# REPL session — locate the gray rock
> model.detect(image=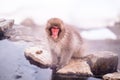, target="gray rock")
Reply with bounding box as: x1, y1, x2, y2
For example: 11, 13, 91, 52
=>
24, 46, 52, 68
56, 59, 93, 77
0, 19, 14, 39
103, 72, 120, 80
86, 51, 118, 76
24, 48, 118, 77
0, 19, 14, 32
